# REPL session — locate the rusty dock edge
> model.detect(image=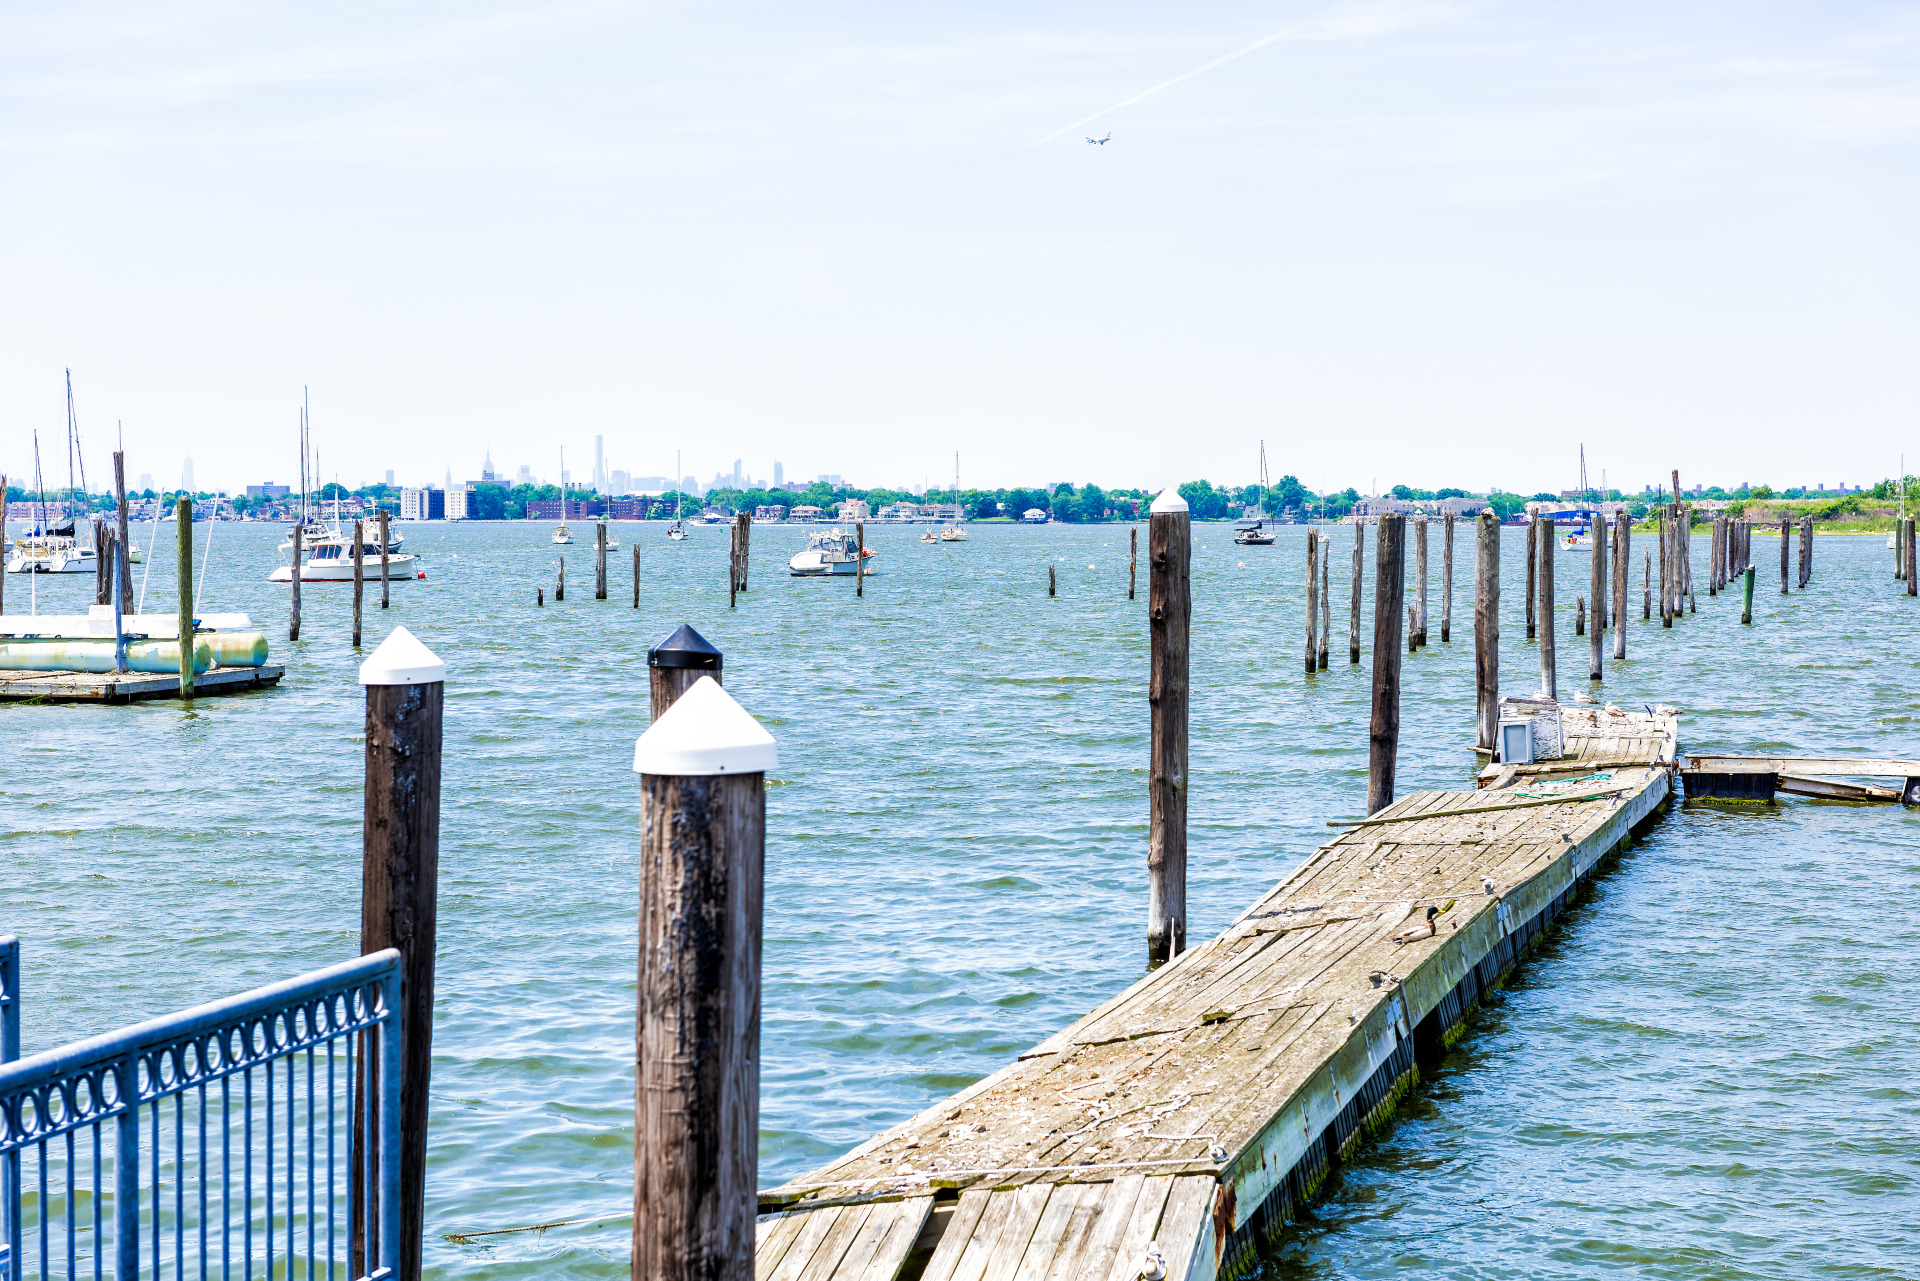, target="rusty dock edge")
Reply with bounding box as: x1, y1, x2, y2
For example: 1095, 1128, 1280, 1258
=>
1206, 764, 1674, 1279
758, 717, 1678, 1281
